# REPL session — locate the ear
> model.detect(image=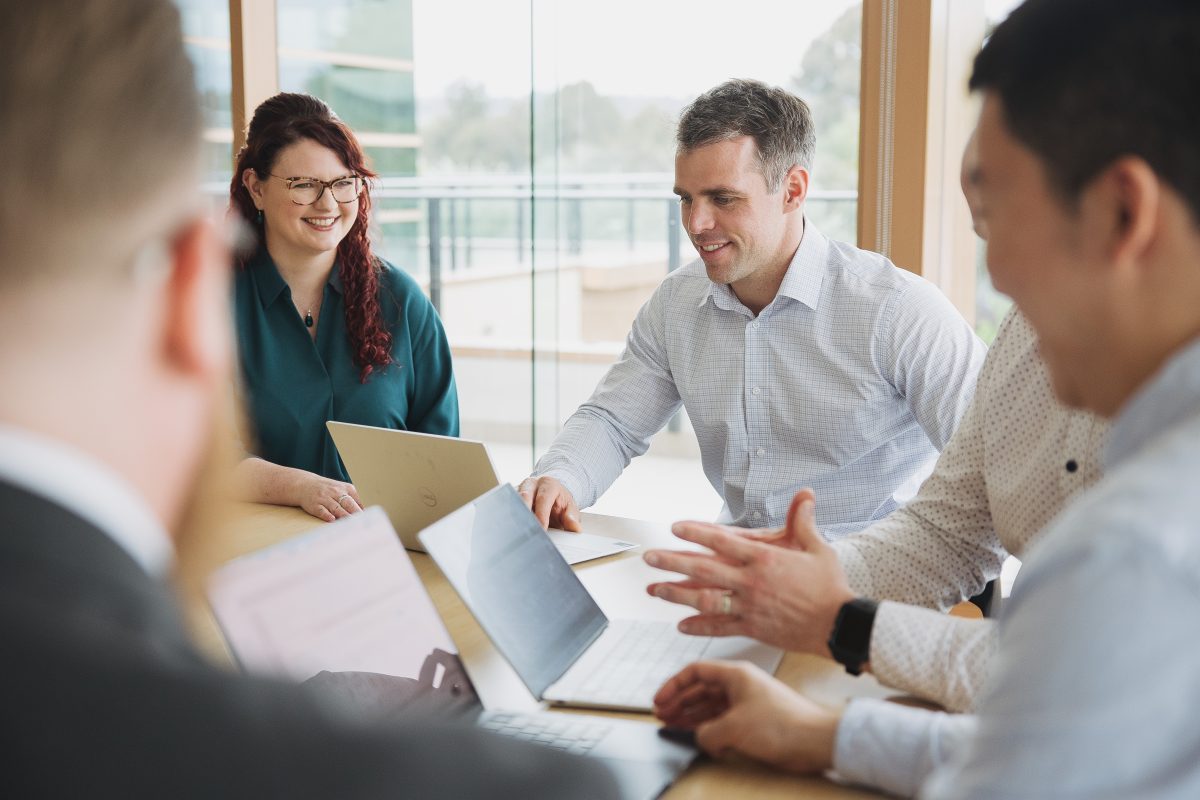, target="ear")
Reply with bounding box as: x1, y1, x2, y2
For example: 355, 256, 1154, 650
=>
1098, 156, 1160, 272
242, 168, 265, 210
782, 165, 809, 213
960, 127, 989, 241
162, 218, 231, 383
